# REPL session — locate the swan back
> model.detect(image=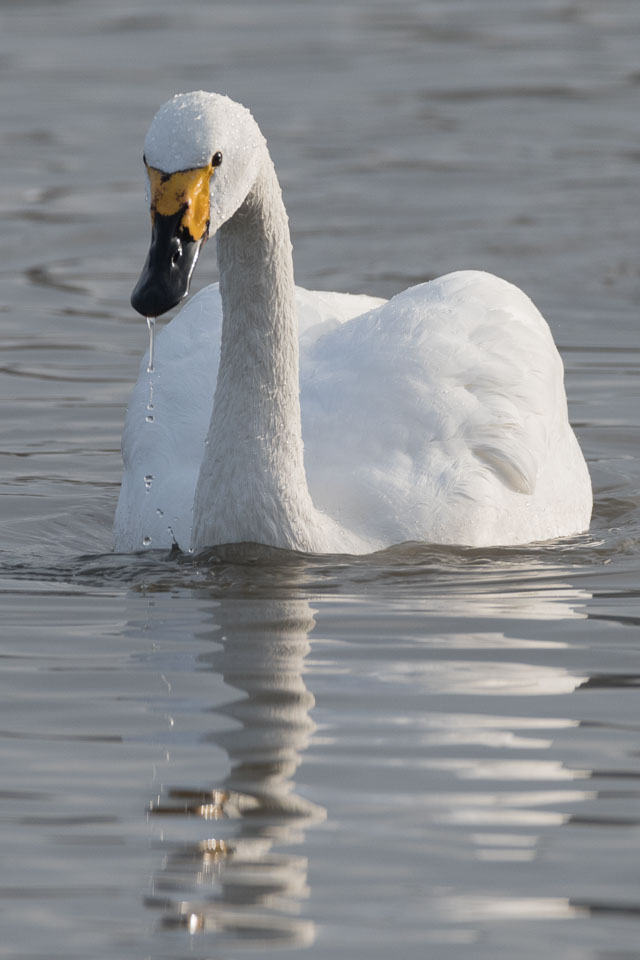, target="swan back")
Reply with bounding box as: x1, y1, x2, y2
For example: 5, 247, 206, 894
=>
301, 271, 591, 547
